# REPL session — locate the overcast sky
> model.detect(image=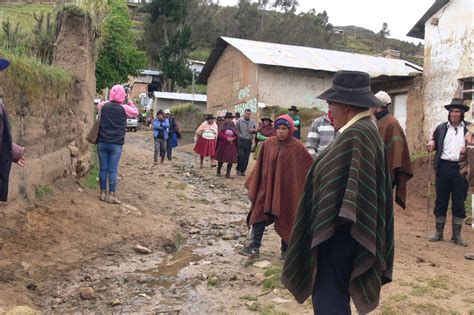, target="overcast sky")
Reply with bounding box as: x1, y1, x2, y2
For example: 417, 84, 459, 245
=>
218, 0, 435, 43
